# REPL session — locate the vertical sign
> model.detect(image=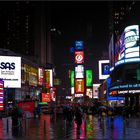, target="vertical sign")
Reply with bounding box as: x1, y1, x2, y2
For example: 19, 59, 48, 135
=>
86, 70, 93, 87
0, 80, 4, 111
75, 79, 84, 93
75, 51, 84, 64
42, 93, 51, 102
38, 68, 44, 86
71, 70, 74, 87
45, 70, 50, 88
74, 41, 85, 95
